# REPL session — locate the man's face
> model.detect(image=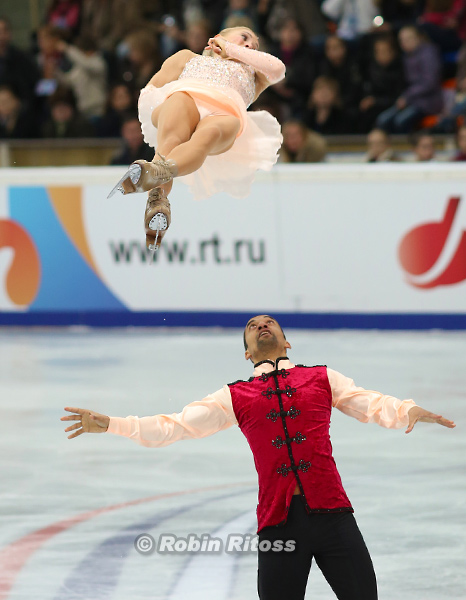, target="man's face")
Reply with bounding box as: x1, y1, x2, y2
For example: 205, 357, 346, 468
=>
121, 119, 144, 150
244, 315, 290, 362
283, 123, 305, 153
415, 136, 435, 161
458, 128, 466, 153
399, 28, 419, 54
186, 23, 209, 53
0, 89, 19, 118
374, 41, 395, 67
51, 102, 73, 123
279, 20, 302, 49
367, 130, 388, 158
0, 20, 11, 49
325, 37, 346, 65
